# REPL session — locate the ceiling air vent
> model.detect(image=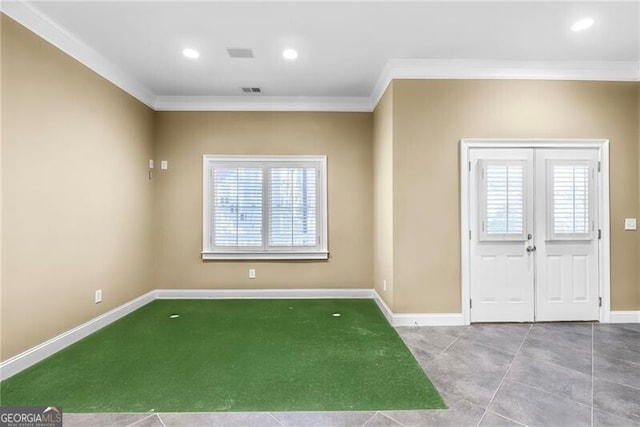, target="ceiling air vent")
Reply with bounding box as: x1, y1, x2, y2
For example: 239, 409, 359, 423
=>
227, 48, 254, 58
241, 87, 262, 94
